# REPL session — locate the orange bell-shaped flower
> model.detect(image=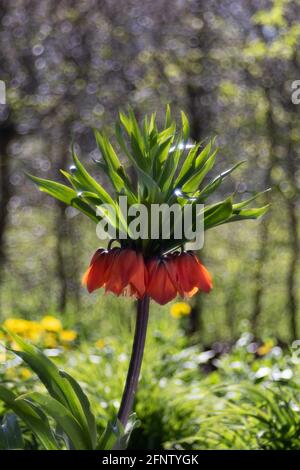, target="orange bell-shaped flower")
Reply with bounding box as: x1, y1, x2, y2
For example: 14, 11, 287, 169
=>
82, 248, 147, 298
104, 248, 147, 298
82, 248, 112, 293
172, 251, 213, 297
83, 248, 212, 305
146, 251, 212, 304
146, 257, 178, 305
